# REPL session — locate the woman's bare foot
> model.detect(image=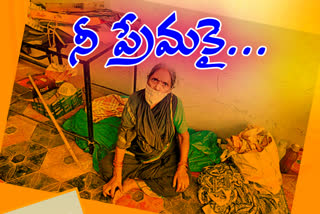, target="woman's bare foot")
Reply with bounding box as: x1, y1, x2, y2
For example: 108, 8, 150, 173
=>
136, 180, 161, 198
112, 178, 139, 204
